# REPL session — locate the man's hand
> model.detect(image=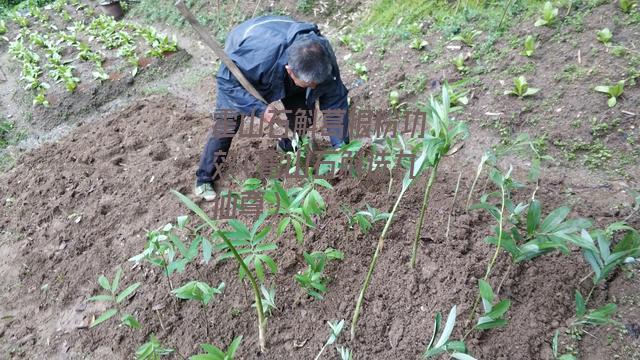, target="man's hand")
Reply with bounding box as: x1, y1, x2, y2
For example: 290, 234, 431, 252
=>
262, 103, 278, 124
